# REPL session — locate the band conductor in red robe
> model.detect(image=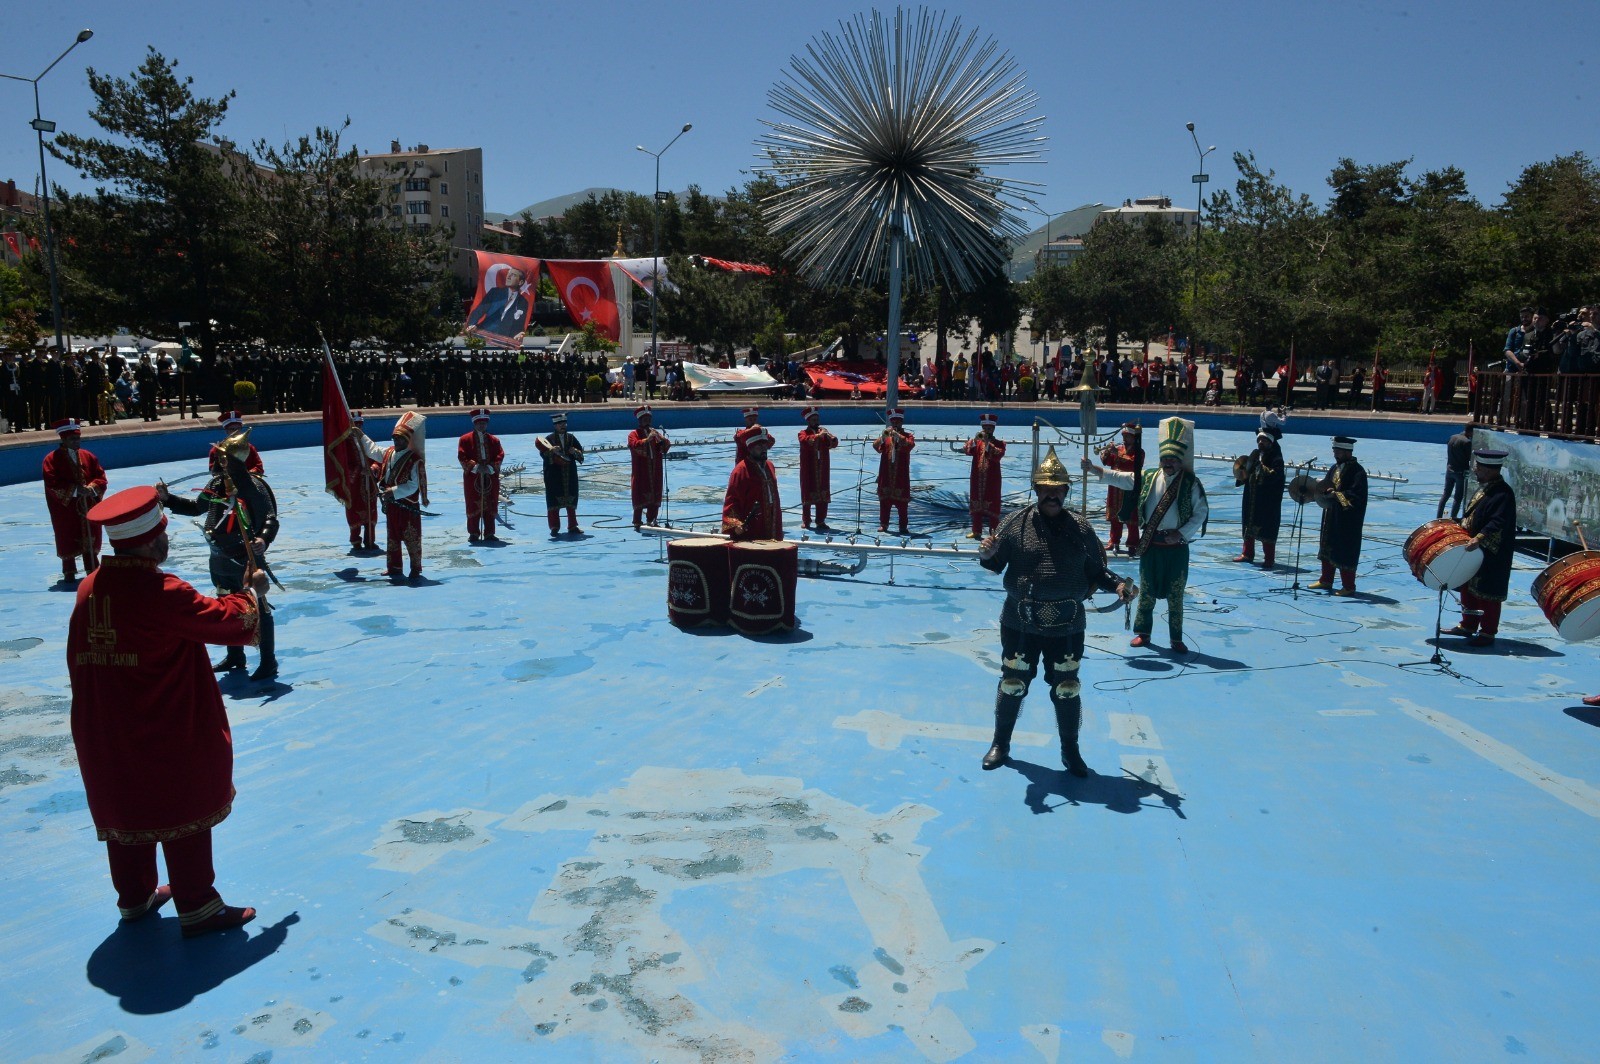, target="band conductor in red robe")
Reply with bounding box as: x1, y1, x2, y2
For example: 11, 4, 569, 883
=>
458, 407, 505, 543
42, 418, 107, 584
628, 404, 672, 528
68, 486, 263, 937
